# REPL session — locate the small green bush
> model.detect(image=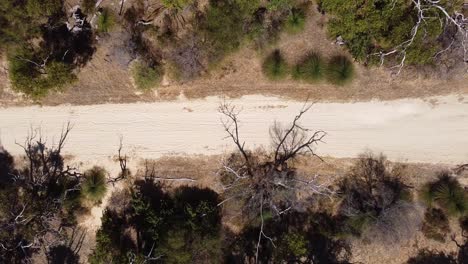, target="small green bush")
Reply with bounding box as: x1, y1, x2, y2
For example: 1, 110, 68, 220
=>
82, 166, 107, 204
420, 173, 468, 217
131, 61, 163, 90
262, 49, 289, 80
8, 49, 76, 98
325, 55, 354, 85
283, 232, 307, 257
200, 1, 246, 62
292, 52, 324, 82
285, 7, 306, 34
97, 8, 114, 33
421, 208, 450, 242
